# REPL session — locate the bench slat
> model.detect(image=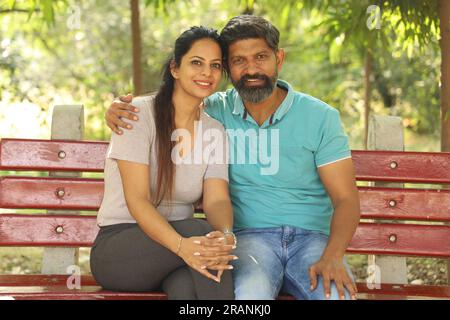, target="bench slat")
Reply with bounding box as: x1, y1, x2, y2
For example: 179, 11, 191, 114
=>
0, 139, 108, 172
359, 186, 450, 221
348, 223, 450, 258
355, 283, 450, 300
0, 274, 97, 286
1, 215, 450, 258
0, 286, 167, 300
2, 177, 450, 221
352, 150, 450, 184
0, 275, 449, 300
0, 214, 98, 247
3, 139, 450, 184
0, 176, 103, 210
